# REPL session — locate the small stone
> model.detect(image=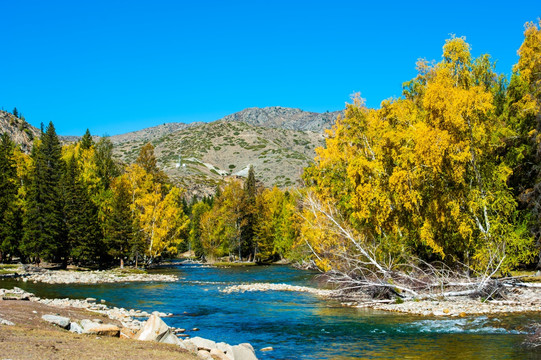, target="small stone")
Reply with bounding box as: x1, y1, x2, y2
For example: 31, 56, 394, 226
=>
192, 327, 200, 331
443, 309, 450, 314
86, 297, 96, 303
101, 299, 106, 304
459, 312, 467, 317
261, 346, 274, 351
